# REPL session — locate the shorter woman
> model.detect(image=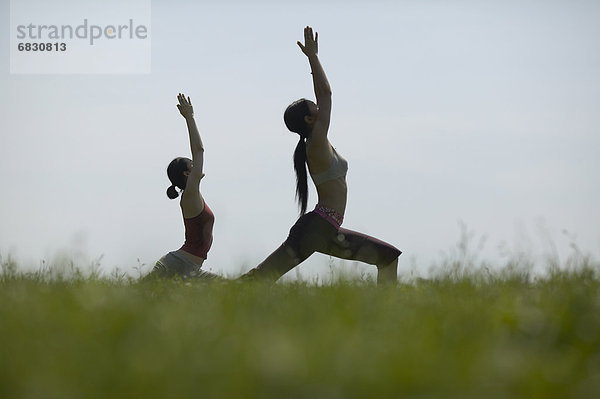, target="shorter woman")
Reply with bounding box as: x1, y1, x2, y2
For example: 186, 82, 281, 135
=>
146, 93, 221, 280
